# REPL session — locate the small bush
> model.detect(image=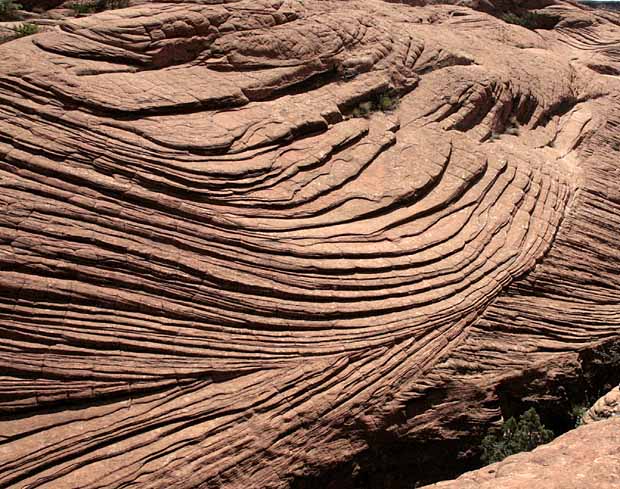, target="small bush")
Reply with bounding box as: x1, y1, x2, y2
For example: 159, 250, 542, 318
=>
500, 11, 548, 30
377, 93, 398, 111
351, 101, 373, 118
349, 90, 400, 118
69, 1, 96, 14
0, 0, 22, 21
97, 0, 129, 10
481, 408, 554, 465
570, 404, 587, 427
12, 22, 38, 37
69, 0, 128, 15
